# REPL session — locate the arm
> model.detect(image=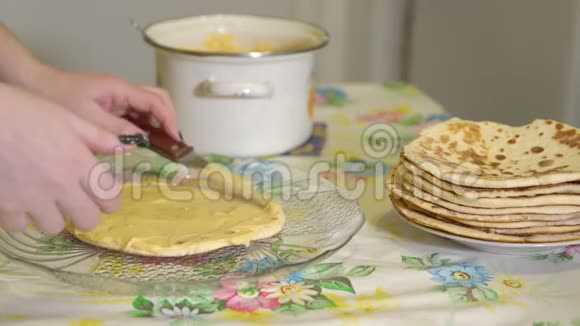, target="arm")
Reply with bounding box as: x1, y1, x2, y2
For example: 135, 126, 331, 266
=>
0, 24, 179, 139
0, 24, 50, 89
